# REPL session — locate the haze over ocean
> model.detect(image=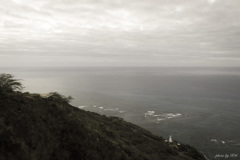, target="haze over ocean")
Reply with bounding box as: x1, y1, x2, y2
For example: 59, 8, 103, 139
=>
3, 66, 240, 159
